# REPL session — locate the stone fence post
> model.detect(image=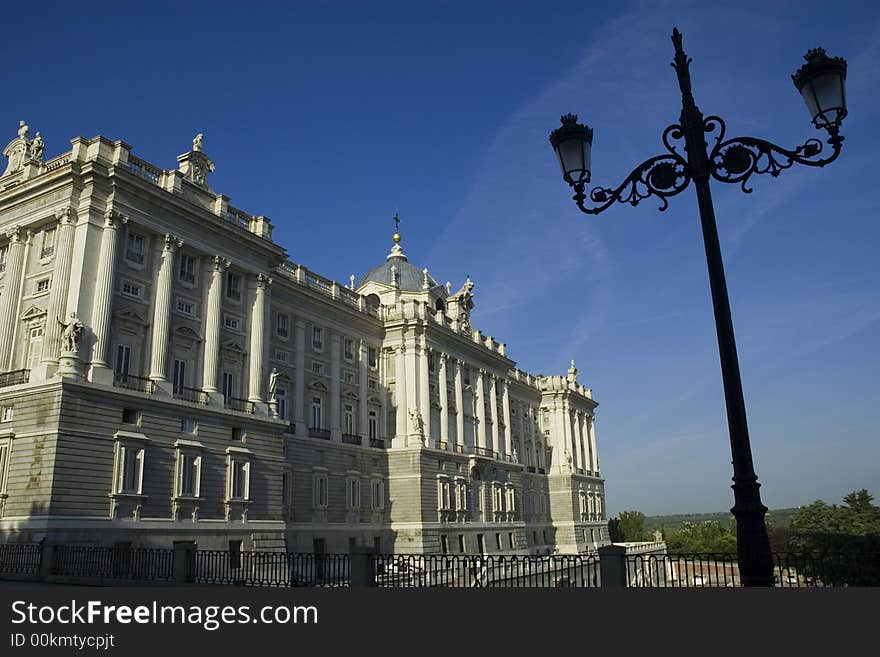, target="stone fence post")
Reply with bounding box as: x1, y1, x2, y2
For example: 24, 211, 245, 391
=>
598, 544, 628, 588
